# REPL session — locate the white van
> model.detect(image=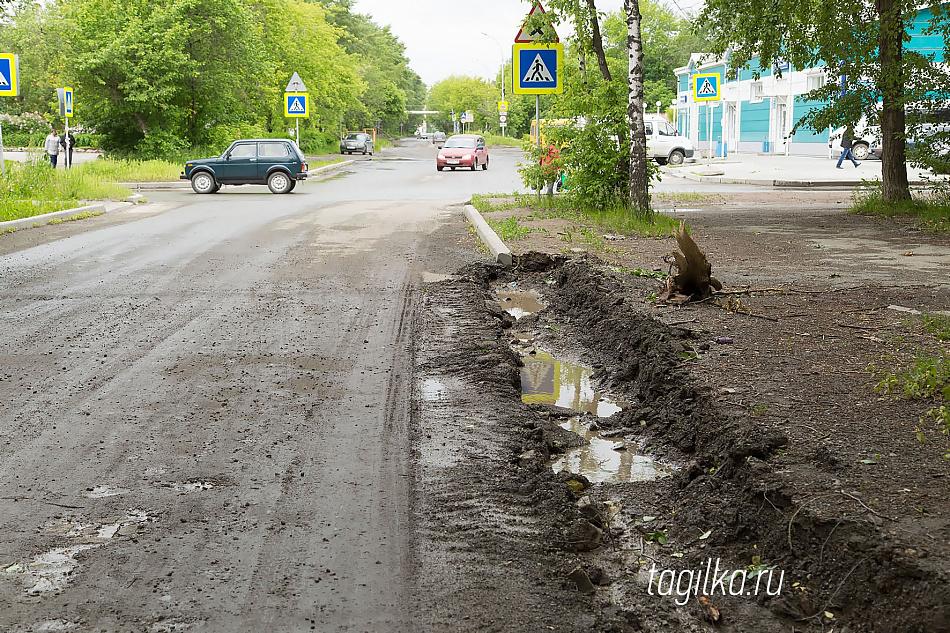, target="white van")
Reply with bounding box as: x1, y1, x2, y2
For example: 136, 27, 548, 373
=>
830, 123, 882, 161
643, 114, 695, 165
